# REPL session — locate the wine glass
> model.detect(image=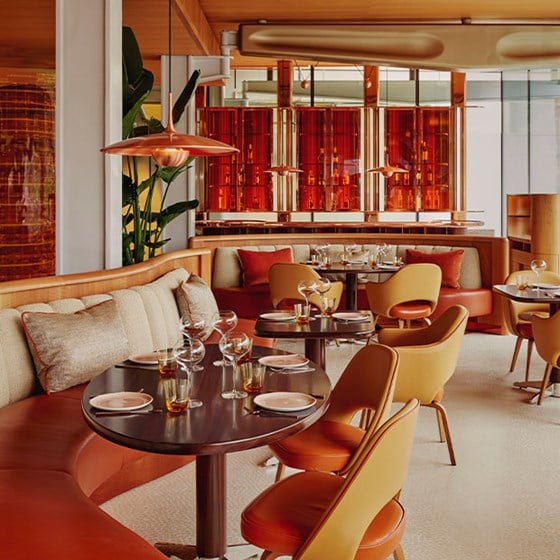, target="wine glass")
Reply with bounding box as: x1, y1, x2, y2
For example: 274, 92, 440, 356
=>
173, 340, 206, 408
530, 259, 547, 293
179, 313, 208, 370
315, 277, 332, 316
297, 279, 317, 307
220, 331, 251, 399
212, 310, 238, 366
